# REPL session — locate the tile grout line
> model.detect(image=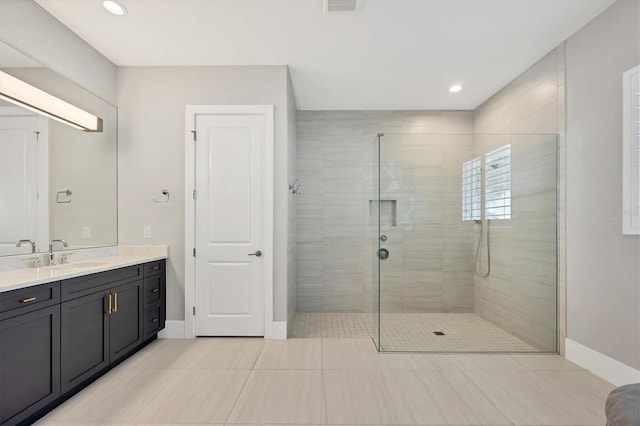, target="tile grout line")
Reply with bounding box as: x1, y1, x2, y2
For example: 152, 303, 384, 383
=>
320, 337, 326, 425
456, 368, 517, 426
221, 341, 265, 424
